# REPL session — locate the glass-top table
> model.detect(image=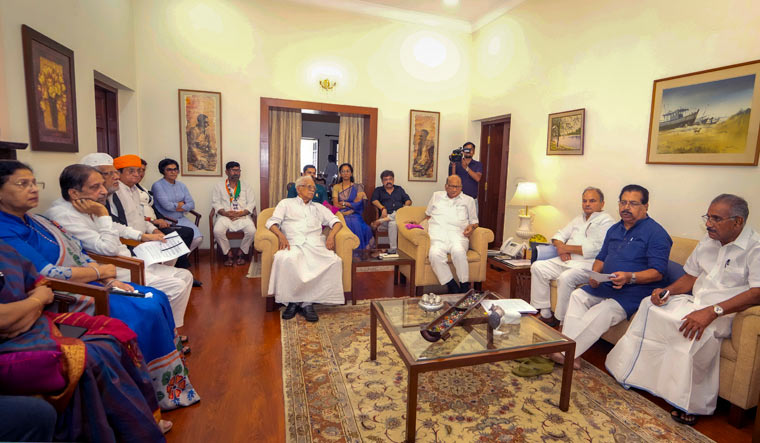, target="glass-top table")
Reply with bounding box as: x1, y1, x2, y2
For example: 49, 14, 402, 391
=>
369, 292, 576, 442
